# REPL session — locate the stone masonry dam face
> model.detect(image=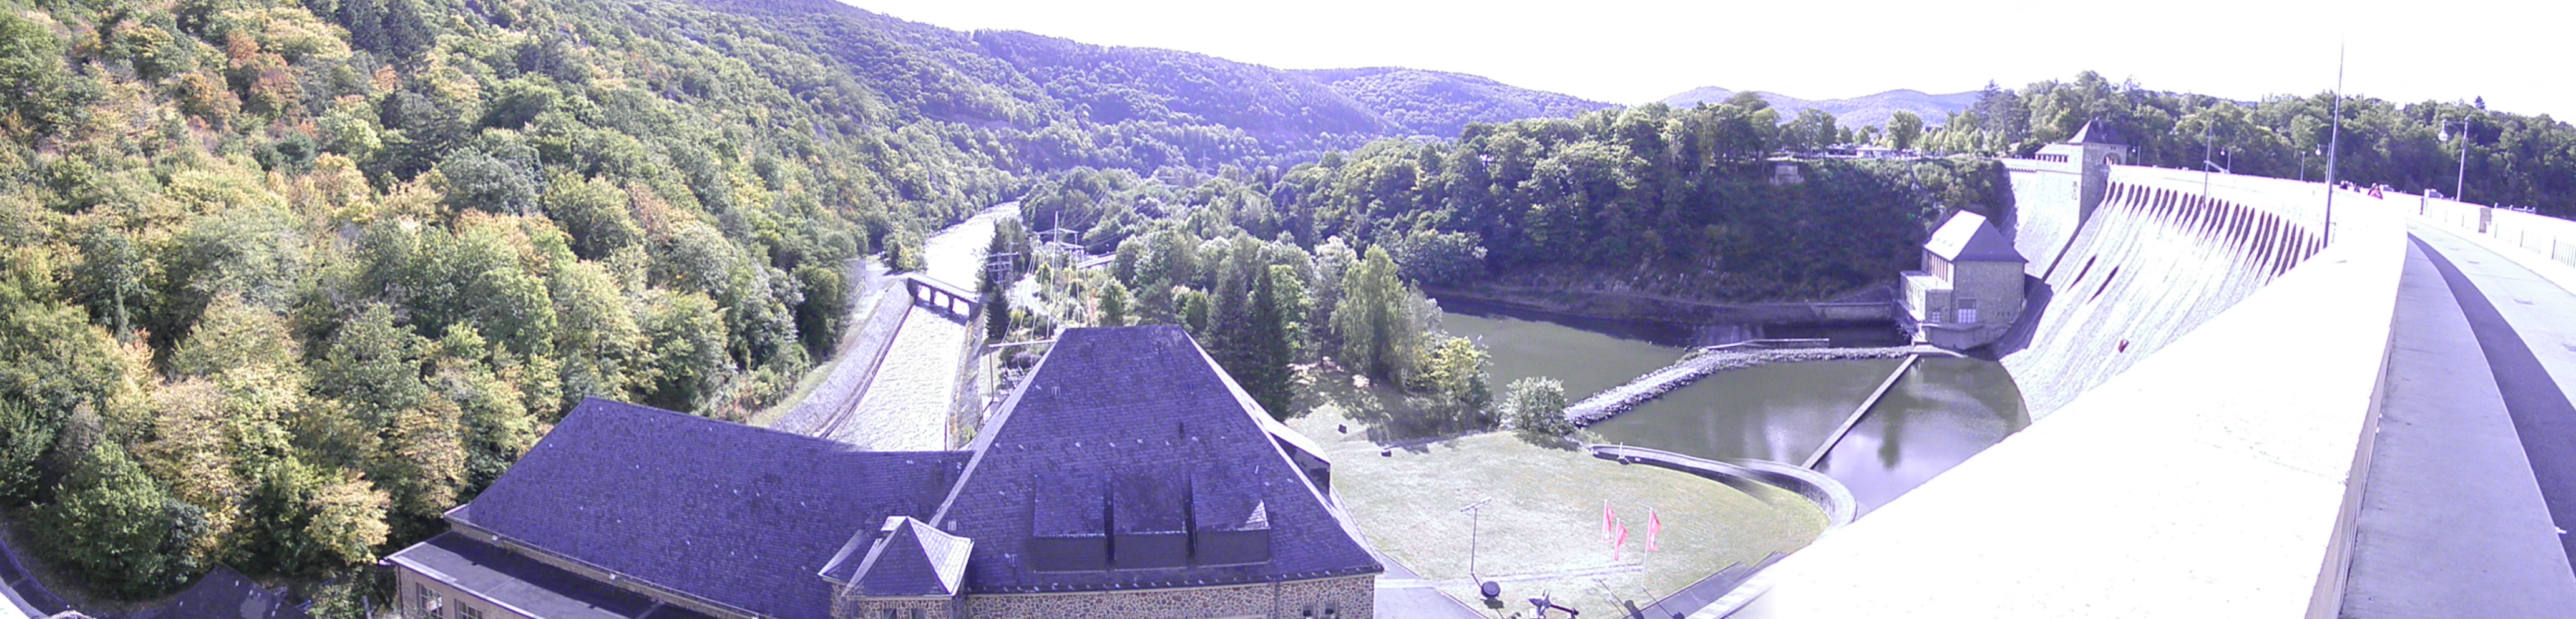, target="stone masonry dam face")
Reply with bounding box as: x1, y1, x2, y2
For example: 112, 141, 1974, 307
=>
1999, 163, 2333, 417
